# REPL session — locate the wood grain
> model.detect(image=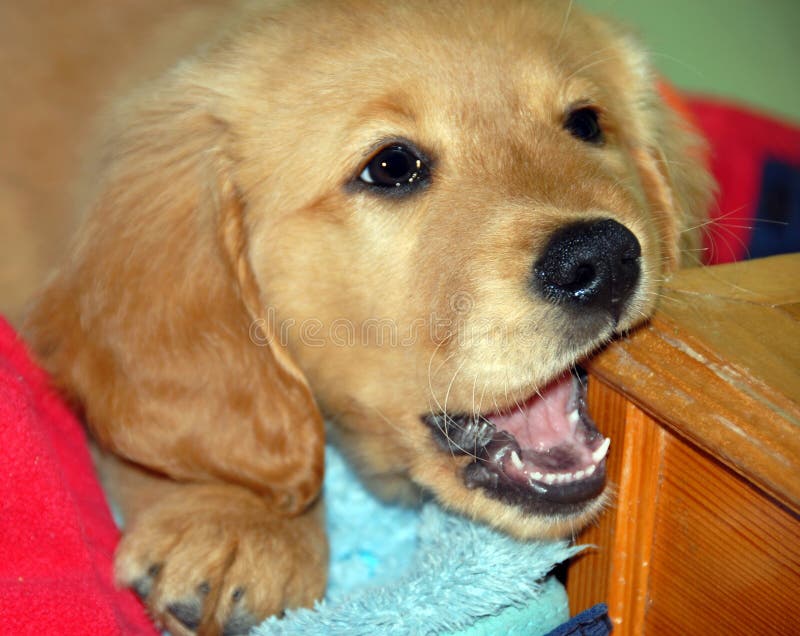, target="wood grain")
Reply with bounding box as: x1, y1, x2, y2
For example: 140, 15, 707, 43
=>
646, 434, 800, 635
